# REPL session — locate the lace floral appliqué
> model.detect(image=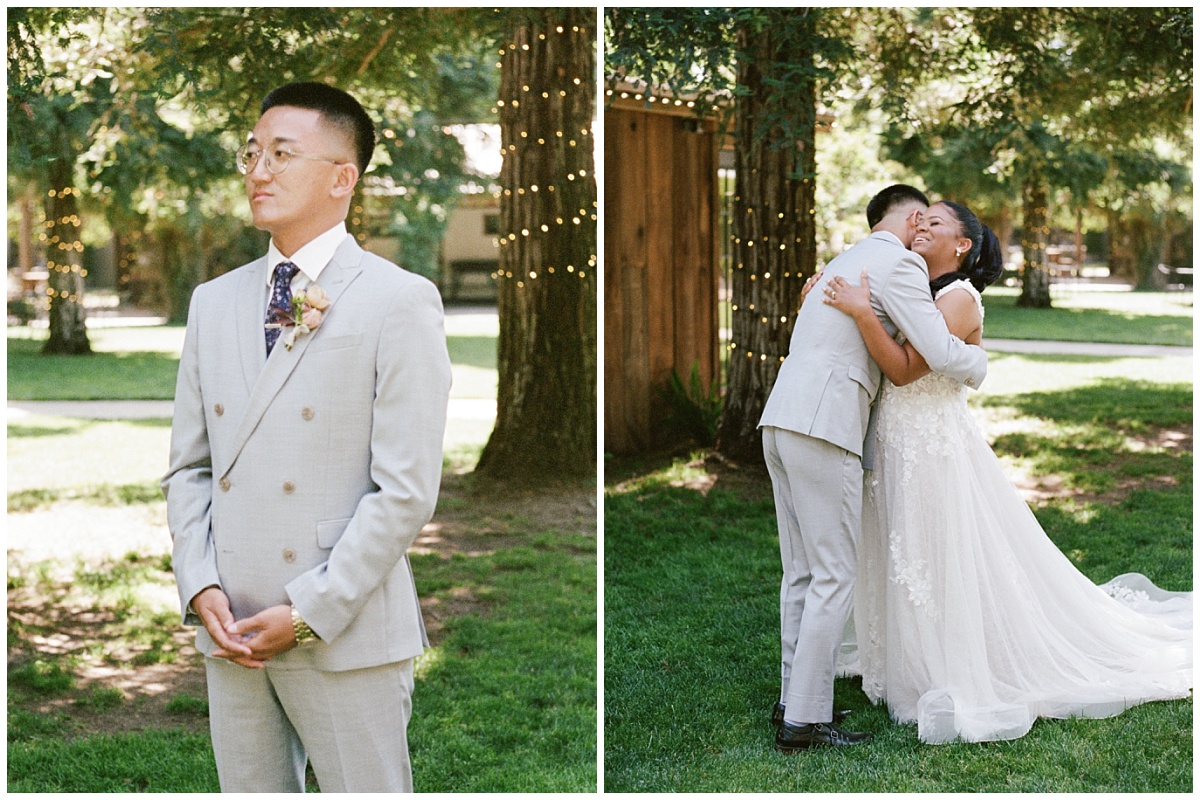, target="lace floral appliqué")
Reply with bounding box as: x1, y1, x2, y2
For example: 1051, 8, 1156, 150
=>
1104, 584, 1151, 607
889, 532, 932, 609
